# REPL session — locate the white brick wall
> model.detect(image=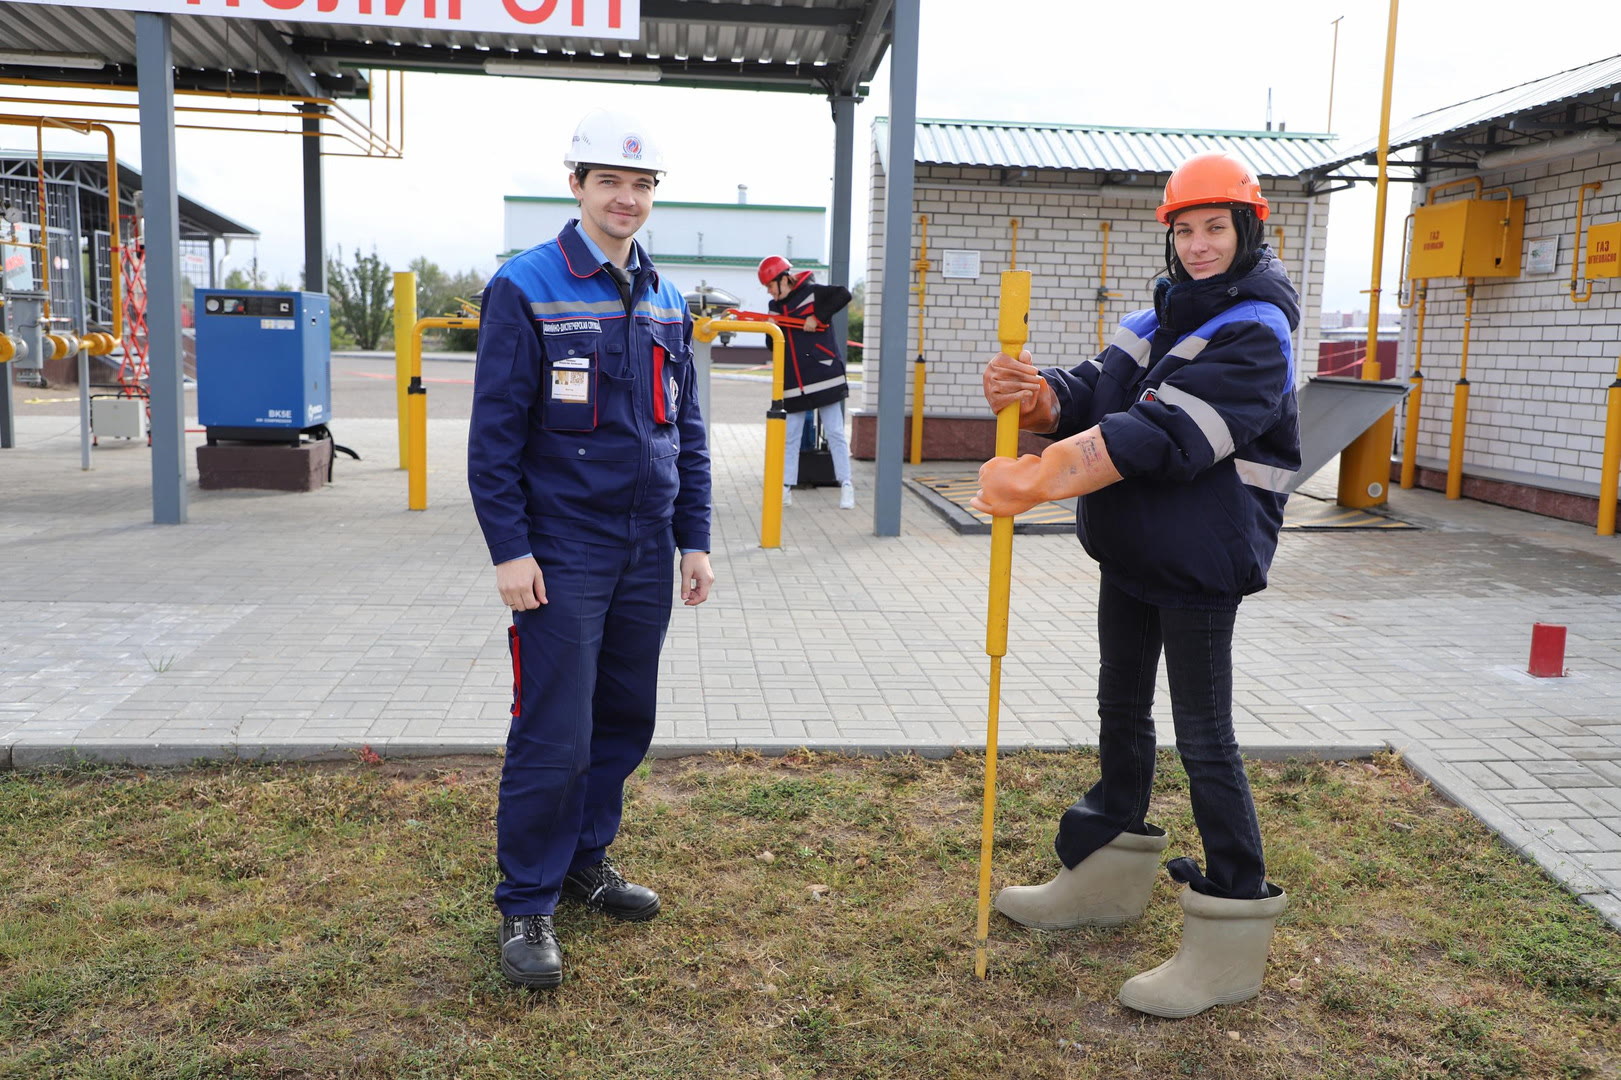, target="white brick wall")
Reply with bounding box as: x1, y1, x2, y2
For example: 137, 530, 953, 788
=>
858, 155, 1328, 421
1395, 148, 1621, 495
